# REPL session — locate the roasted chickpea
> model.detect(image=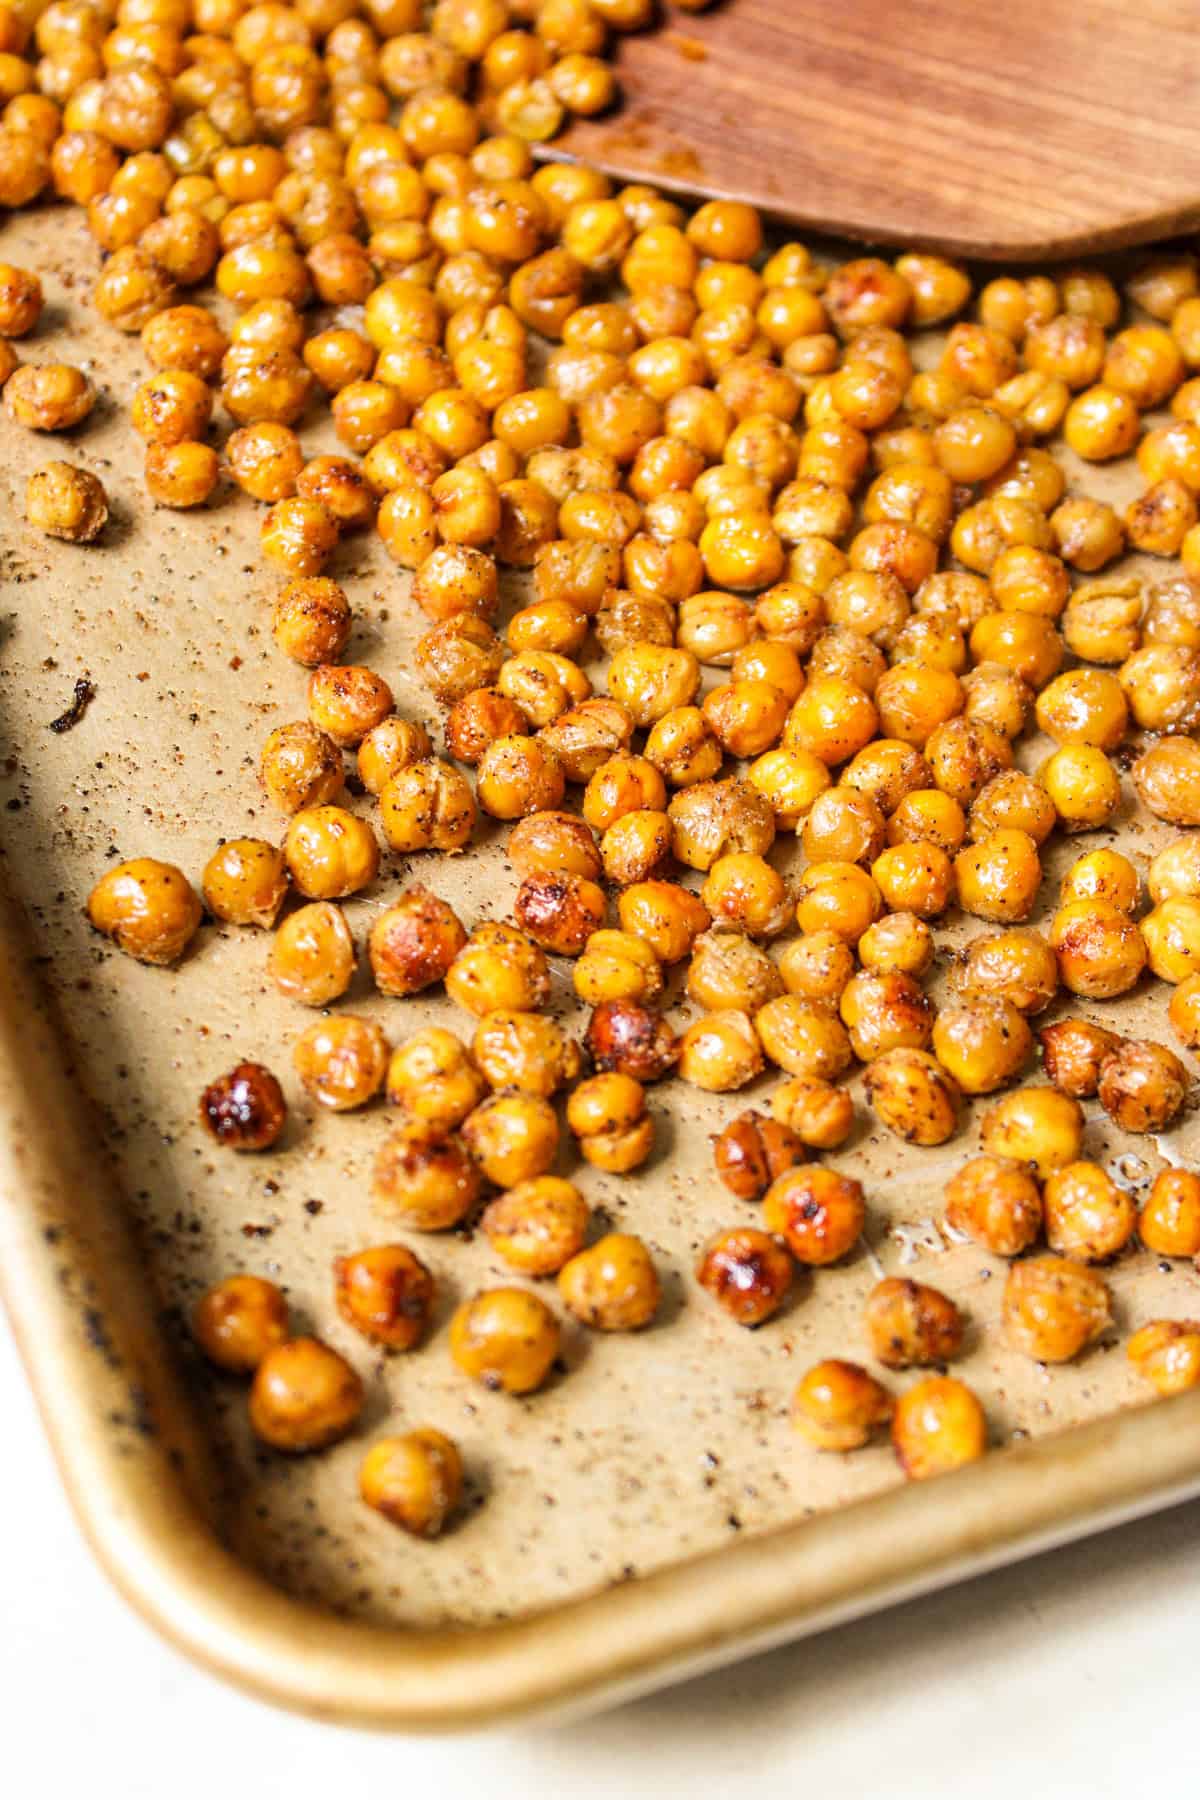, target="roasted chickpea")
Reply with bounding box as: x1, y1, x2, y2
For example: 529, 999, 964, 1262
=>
675, 1009, 762, 1092
198, 1057, 287, 1154
5, 360, 94, 430
1060, 848, 1139, 913
585, 998, 678, 1082
268, 901, 355, 1007
931, 996, 1032, 1096
891, 1376, 986, 1481
473, 1009, 581, 1097
687, 925, 783, 1013
260, 721, 344, 817
793, 860, 882, 945
385, 1029, 483, 1135
712, 1107, 806, 1201
864, 1277, 964, 1369
372, 1119, 481, 1231
449, 1286, 561, 1393
1169, 972, 1200, 1045
25, 459, 108, 541
945, 1154, 1043, 1257
793, 1359, 893, 1452
557, 1232, 661, 1331
980, 1086, 1083, 1179
1040, 1160, 1136, 1264
696, 1227, 793, 1328
249, 1337, 363, 1454
284, 804, 378, 901
1039, 1018, 1124, 1099
363, 888, 465, 999
1140, 1169, 1200, 1258
359, 1429, 463, 1538
193, 1274, 290, 1375
474, 734, 563, 820
762, 1163, 864, 1265
1051, 899, 1147, 998
864, 1047, 960, 1146
1134, 738, 1200, 829
481, 1176, 589, 1278
1003, 1255, 1110, 1362
839, 969, 933, 1062
955, 828, 1042, 923
86, 857, 201, 966
506, 811, 602, 885
442, 919, 548, 1017
1127, 1320, 1200, 1398
575, 929, 664, 1008
565, 1071, 653, 1173
227, 422, 304, 503
886, 790, 967, 855
857, 912, 935, 979
956, 926, 1058, 1017
1096, 1039, 1188, 1134
333, 1244, 435, 1353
